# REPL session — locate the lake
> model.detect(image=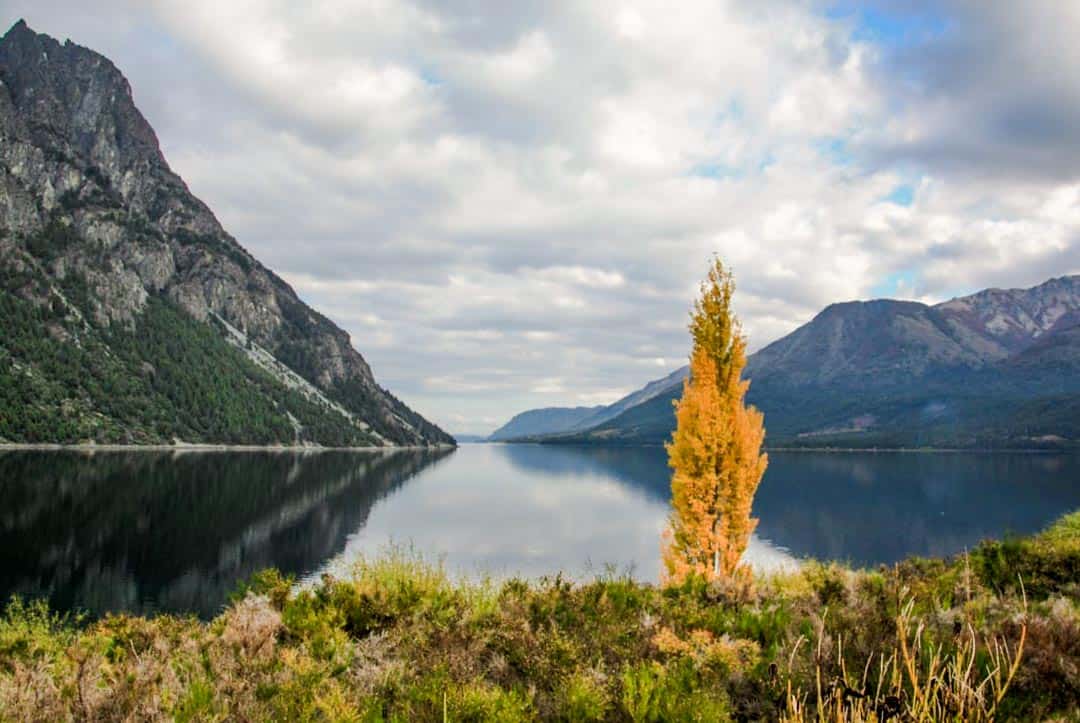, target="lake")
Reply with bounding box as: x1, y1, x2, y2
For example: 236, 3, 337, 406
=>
1, 444, 1078, 618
